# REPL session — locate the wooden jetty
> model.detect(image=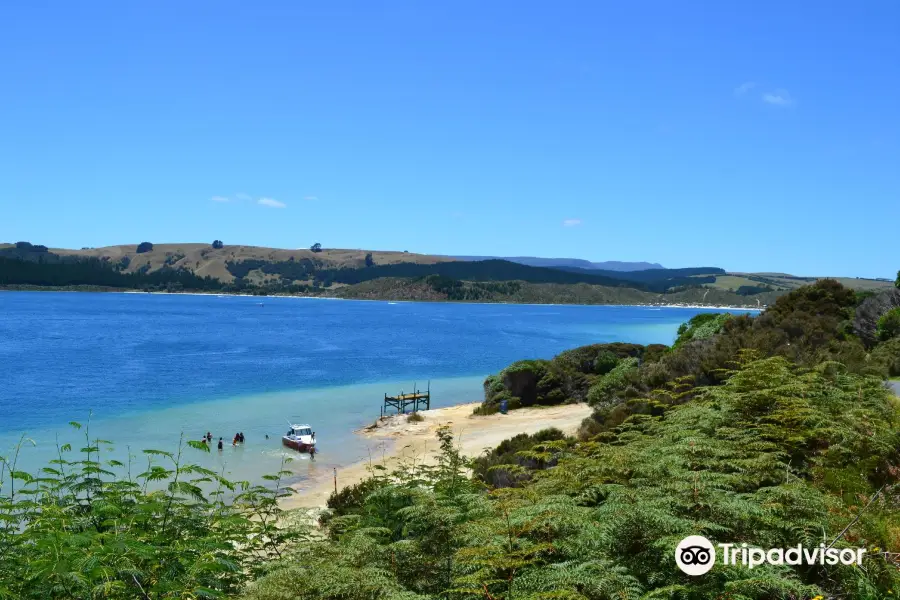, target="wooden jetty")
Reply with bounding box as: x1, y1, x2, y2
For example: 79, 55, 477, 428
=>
383, 381, 431, 416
